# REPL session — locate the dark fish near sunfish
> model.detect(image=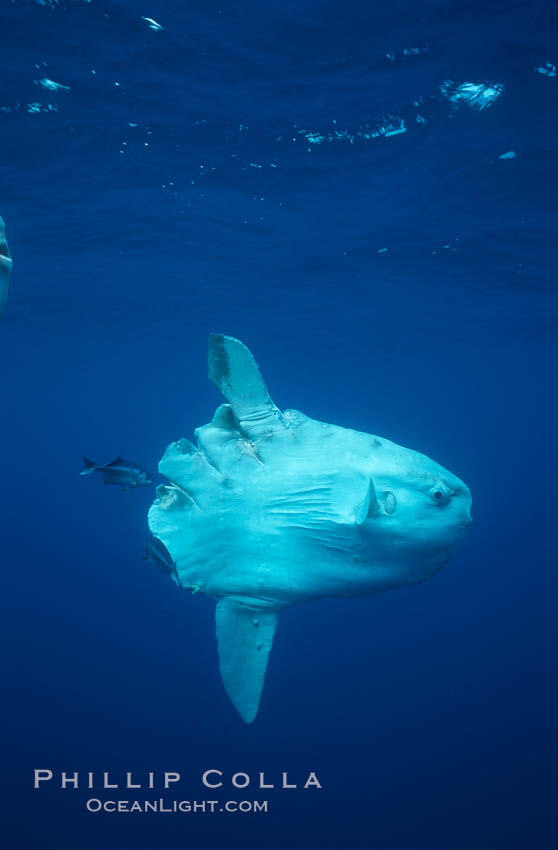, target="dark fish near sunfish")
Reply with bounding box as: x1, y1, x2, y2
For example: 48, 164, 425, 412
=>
80, 456, 153, 491
144, 536, 178, 584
